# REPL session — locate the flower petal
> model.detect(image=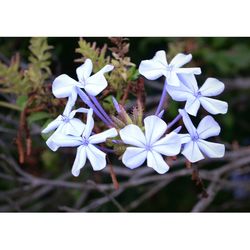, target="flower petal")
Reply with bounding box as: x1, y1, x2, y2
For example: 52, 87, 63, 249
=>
84, 65, 113, 96
178, 74, 199, 93
82, 109, 94, 138
178, 109, 197, 137
179, 133, 192, 144
119, 124, 146, 147
199, 97, 228, 114
51, 134, 83, 147
197, 115, 221, 139
68, 107, 89, 119
89, 128, 118, 144
184, 96, 201, 116
144, 115, 167, 145
63, 98, 74, 117
166, 71, 181, 86
86, 144, 106, 171
153, 50, 168, 65
71, 145, 87, 177
122, 147, 147, 169
166, 81, 194, 101
139, 51, 168, 80
42, 115, 63, 133
46, 134, 60, 152
61, 118, 85, 136
76, 59, 93, 82
169, 53, 192, 68
182, 141, 204, 163
147, 150, 169, 174
197, 139, 225, 158
52, 74, 79, 98
152, 132, 181, 156
199, 78, 225, 97
175, 67, 201, 75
